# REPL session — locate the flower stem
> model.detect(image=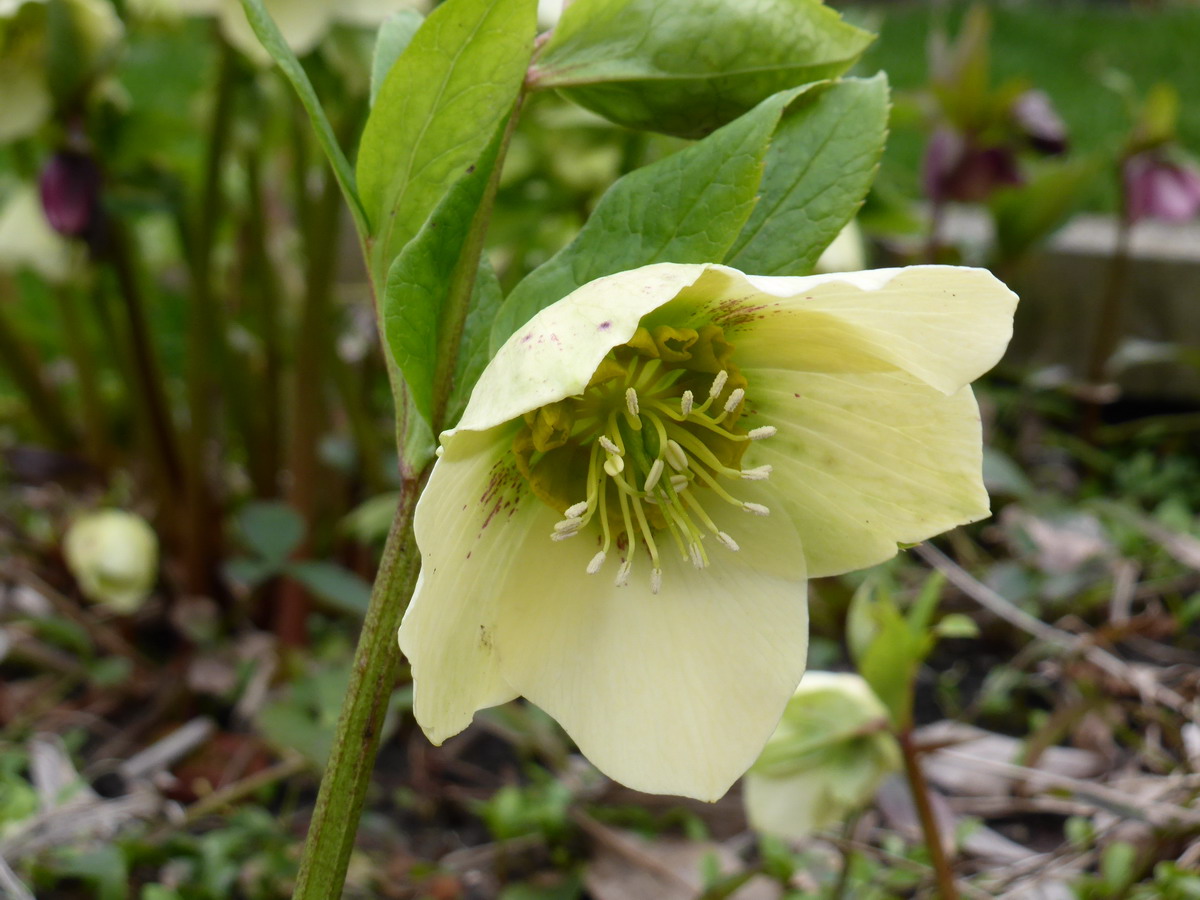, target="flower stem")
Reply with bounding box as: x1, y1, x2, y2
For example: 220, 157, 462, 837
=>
898, 730, 959, 900
0, 281, 77, 448
291, 471, 427, 899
